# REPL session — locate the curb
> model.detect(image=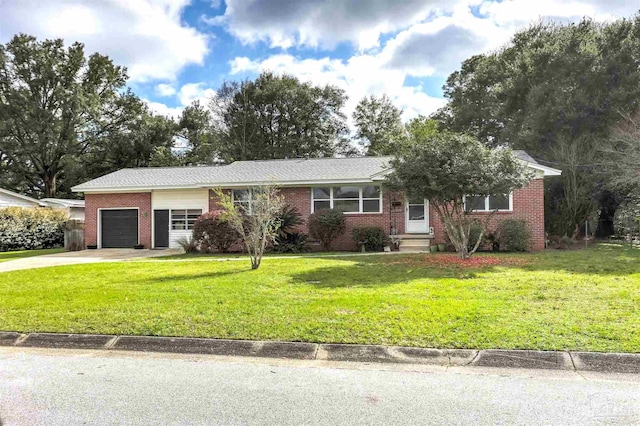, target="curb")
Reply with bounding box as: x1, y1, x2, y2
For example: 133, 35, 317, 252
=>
1, 332, 639, 374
